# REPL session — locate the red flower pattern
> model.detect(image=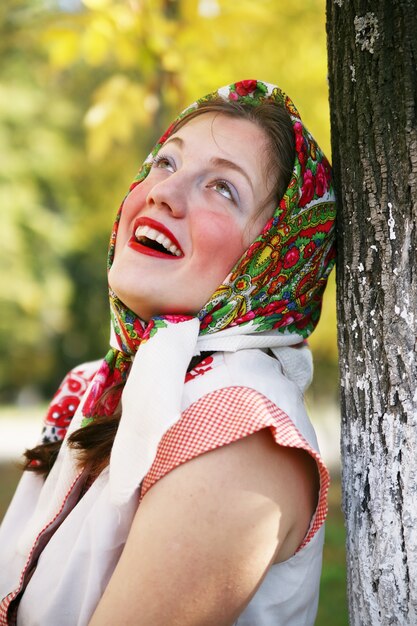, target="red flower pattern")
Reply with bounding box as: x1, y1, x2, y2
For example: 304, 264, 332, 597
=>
46, 395, 81, 428
283, 247, 300, 269
230, 310, 256, 326
315, 162, 328, 196
280, 310, 303, 326
234, 80, 258, 96
163, 314, 194, 323
303, 241, 317, 258
294, 122, 304, 152
257, 301, 287, 317
199, 313, 213, 331
299, 169, 315, 207
185, 356, 214, 382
